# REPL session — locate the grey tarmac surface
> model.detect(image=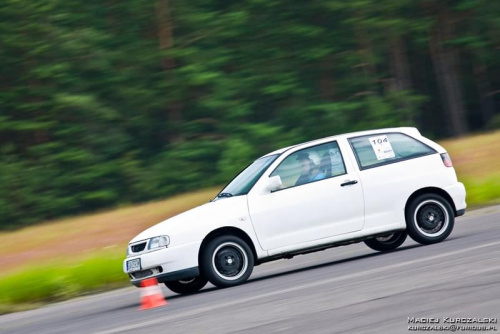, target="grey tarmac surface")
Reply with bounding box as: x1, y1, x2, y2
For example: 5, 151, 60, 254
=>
1, 206, 500, 334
